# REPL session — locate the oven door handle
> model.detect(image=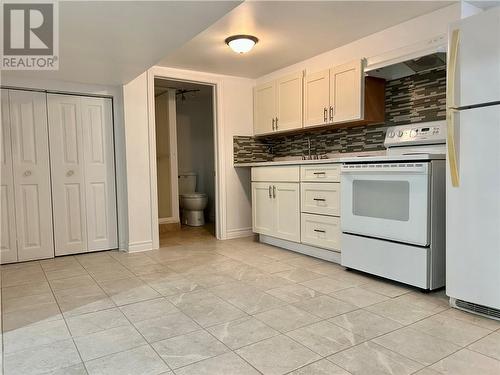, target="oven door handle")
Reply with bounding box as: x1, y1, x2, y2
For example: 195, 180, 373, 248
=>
341, 169, 428, 175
